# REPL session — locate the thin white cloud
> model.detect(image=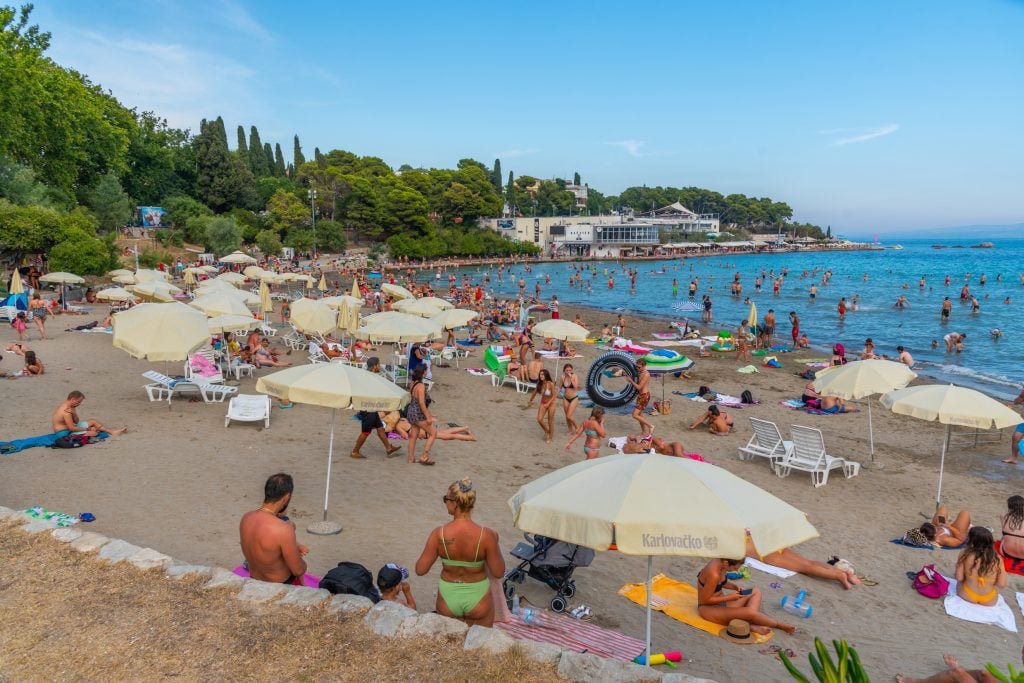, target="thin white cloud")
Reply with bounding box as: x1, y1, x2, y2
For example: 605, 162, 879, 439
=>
606, 139, 648, 157
832, 123, 900, 146
496, 148, 539, 159
217, 0, 273, 43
